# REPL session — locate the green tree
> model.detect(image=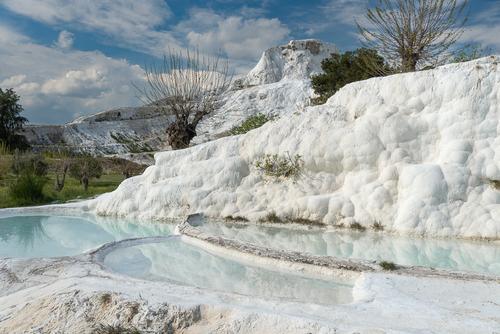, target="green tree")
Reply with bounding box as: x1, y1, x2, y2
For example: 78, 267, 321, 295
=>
69, 156, 103, 191
0, 88, 29, 150
311, 48, 389, 104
